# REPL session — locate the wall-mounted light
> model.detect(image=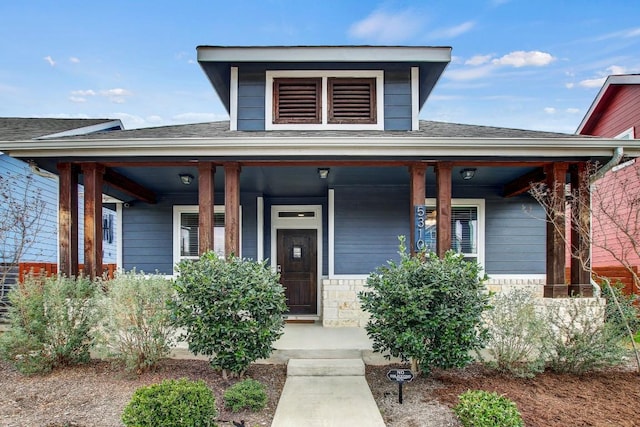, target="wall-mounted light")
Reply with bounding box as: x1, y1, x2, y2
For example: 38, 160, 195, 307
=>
460, 168, 476, 180
318, 168, 330, 179
179, 174, 194, 185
